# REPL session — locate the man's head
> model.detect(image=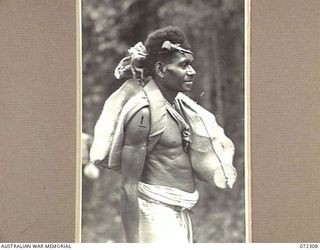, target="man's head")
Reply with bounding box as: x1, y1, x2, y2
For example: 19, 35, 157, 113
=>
144, 26, 196, 93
